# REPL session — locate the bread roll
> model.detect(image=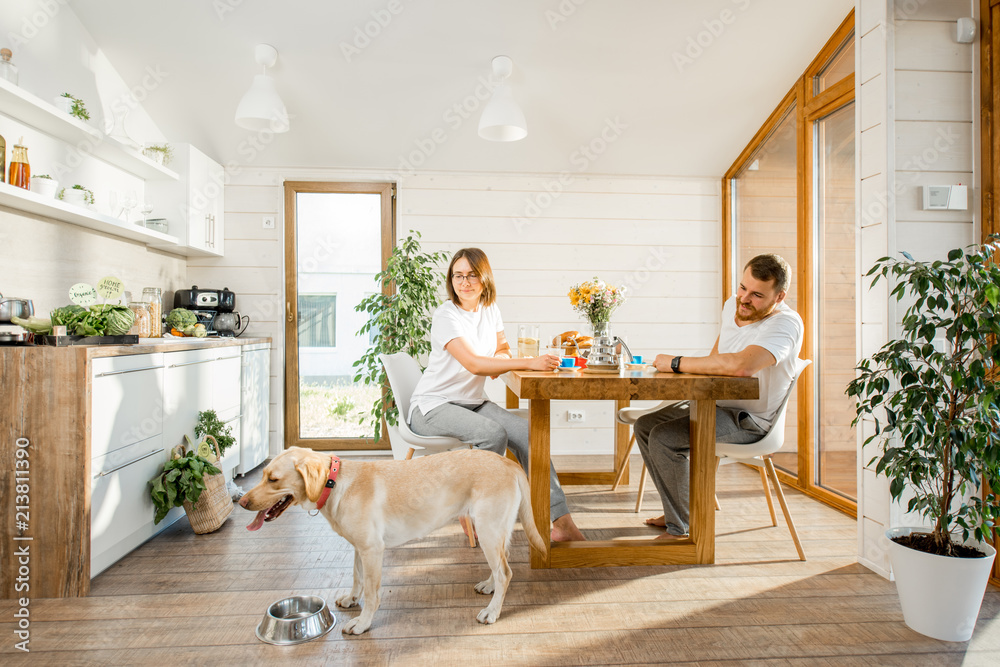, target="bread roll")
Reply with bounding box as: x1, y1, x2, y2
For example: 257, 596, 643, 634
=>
551, 330, 579, 346
575, 336, 593, 349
